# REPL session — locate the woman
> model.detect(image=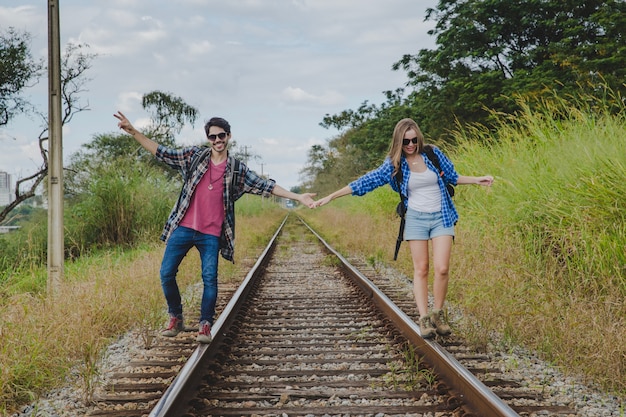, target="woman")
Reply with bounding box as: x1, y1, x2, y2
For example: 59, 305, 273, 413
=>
315, 118, 493, 338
